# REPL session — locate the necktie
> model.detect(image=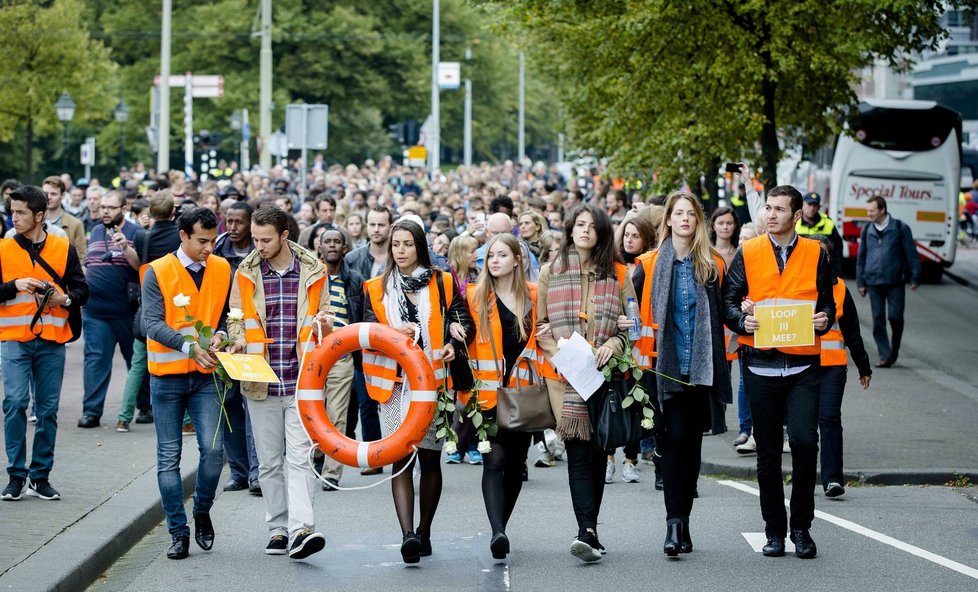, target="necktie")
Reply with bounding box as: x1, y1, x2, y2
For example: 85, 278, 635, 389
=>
774, 245, 785, 274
